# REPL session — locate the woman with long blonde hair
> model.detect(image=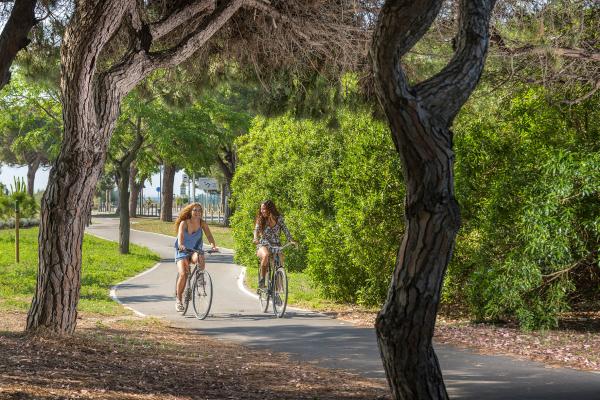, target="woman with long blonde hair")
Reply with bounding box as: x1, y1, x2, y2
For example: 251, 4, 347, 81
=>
173, 202, 218, 312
